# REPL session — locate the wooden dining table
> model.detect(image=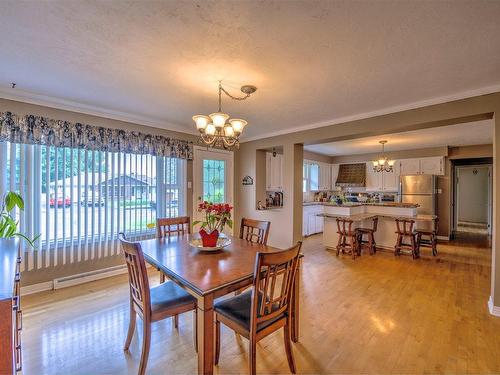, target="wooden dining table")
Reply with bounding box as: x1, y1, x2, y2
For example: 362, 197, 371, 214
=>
139, 234, 302, 375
